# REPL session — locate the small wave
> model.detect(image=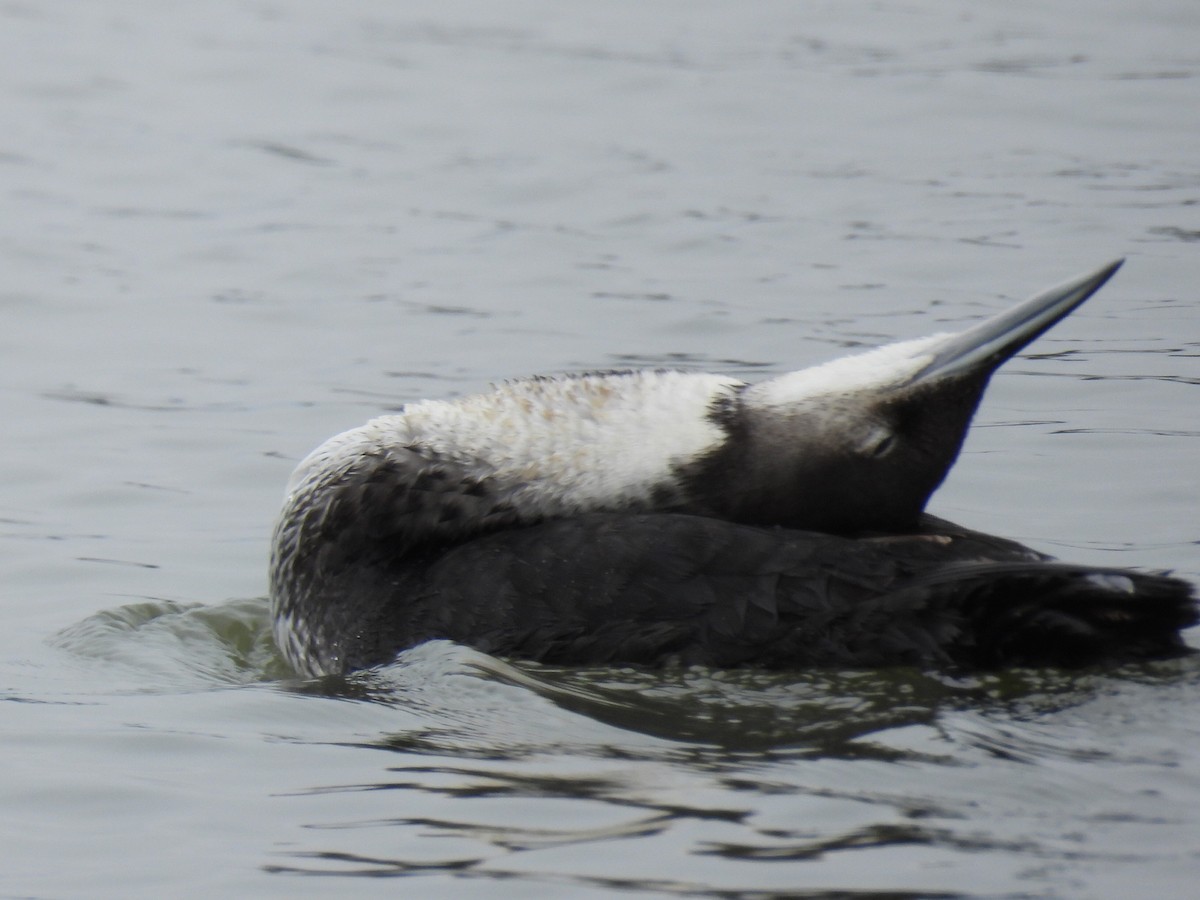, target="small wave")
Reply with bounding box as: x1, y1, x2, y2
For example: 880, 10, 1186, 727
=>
51, 596, 287, 691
